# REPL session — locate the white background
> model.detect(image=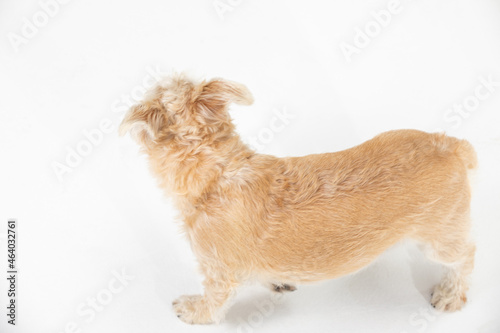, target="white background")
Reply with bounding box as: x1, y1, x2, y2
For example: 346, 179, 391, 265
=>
1, 0, 500, 332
